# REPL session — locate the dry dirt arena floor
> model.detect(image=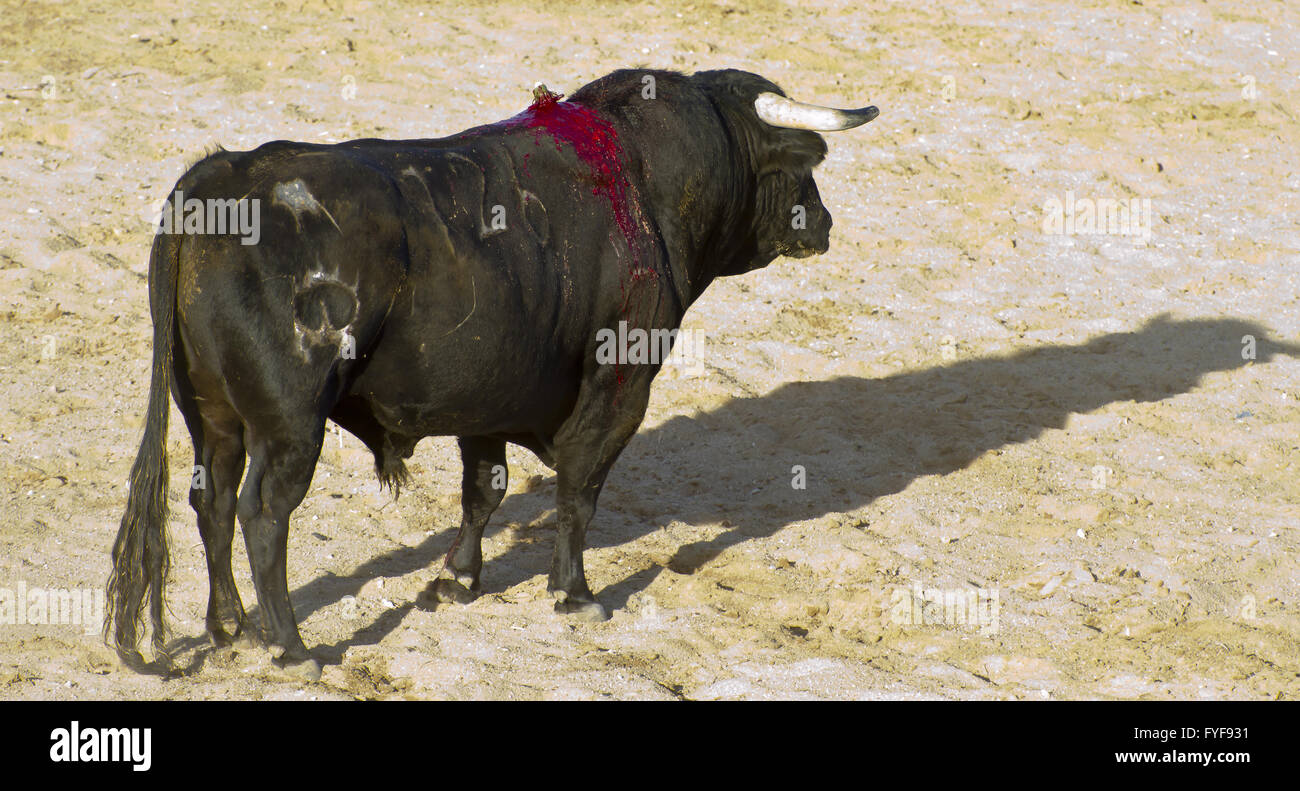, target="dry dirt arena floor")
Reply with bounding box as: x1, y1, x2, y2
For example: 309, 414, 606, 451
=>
1, 0, 1298, 700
